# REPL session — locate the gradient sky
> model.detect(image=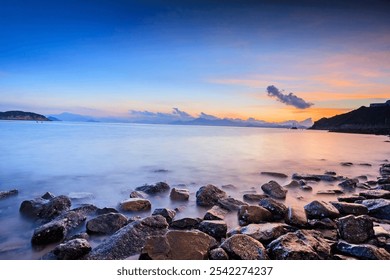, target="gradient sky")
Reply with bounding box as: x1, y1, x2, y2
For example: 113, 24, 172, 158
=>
0, 0, 389, 122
